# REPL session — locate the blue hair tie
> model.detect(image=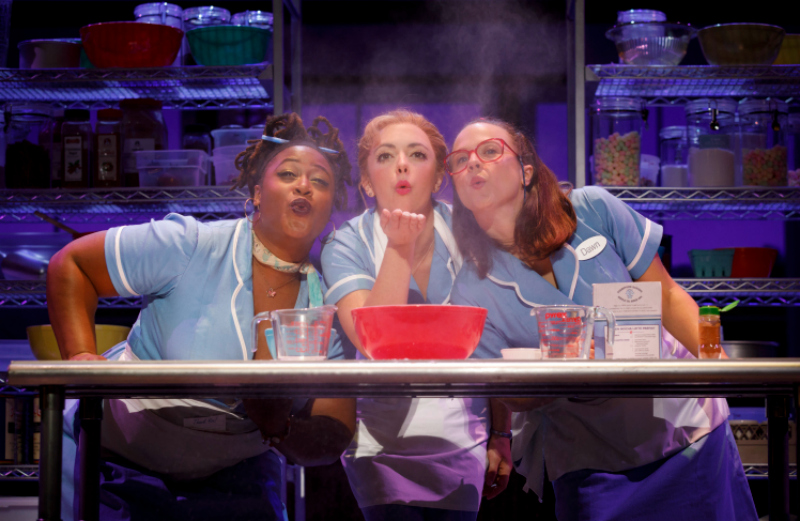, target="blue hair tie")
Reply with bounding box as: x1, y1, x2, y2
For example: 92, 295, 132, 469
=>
261, 135, 340, 155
